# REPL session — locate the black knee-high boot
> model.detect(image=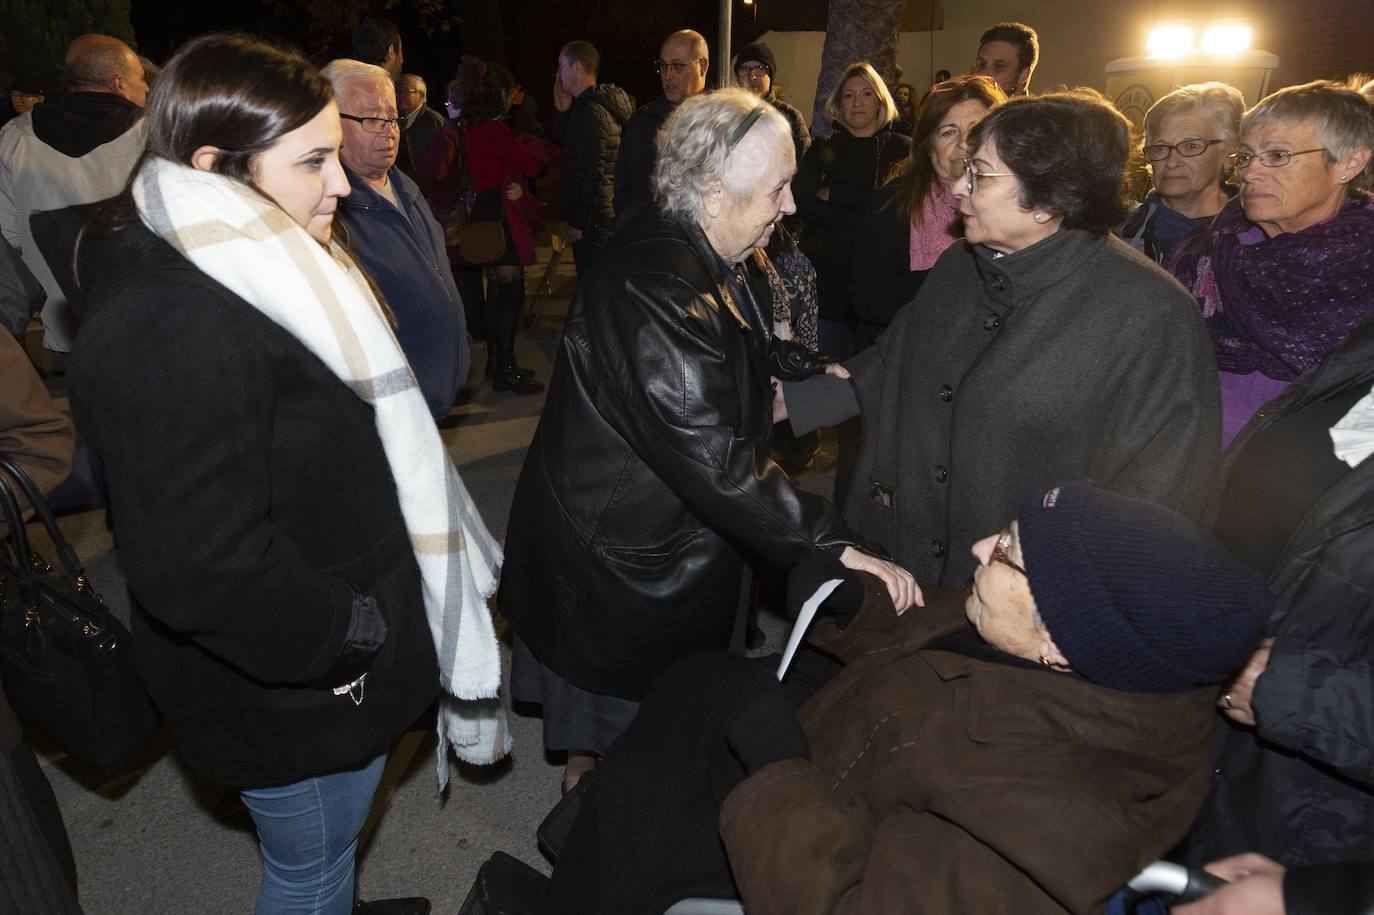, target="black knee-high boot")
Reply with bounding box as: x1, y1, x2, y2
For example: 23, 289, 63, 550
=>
492, 275, 543, 394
